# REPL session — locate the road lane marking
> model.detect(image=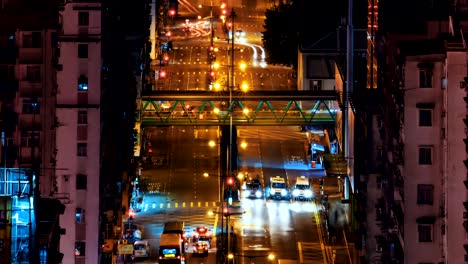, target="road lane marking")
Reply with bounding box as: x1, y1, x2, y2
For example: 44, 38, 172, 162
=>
314, 201, 329, 264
